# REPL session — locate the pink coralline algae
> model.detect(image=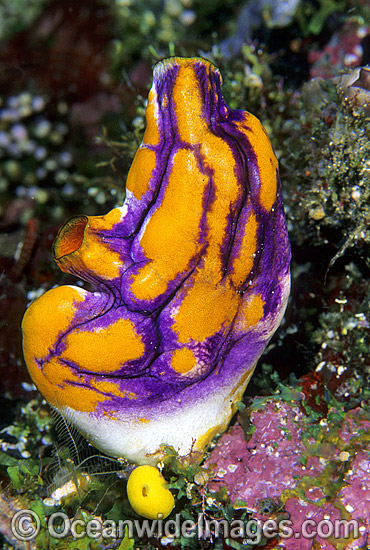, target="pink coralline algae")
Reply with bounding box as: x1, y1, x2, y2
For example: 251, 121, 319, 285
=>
206, 400, 370, 549
309, 21, 370, 79
206, 401, 322, 508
